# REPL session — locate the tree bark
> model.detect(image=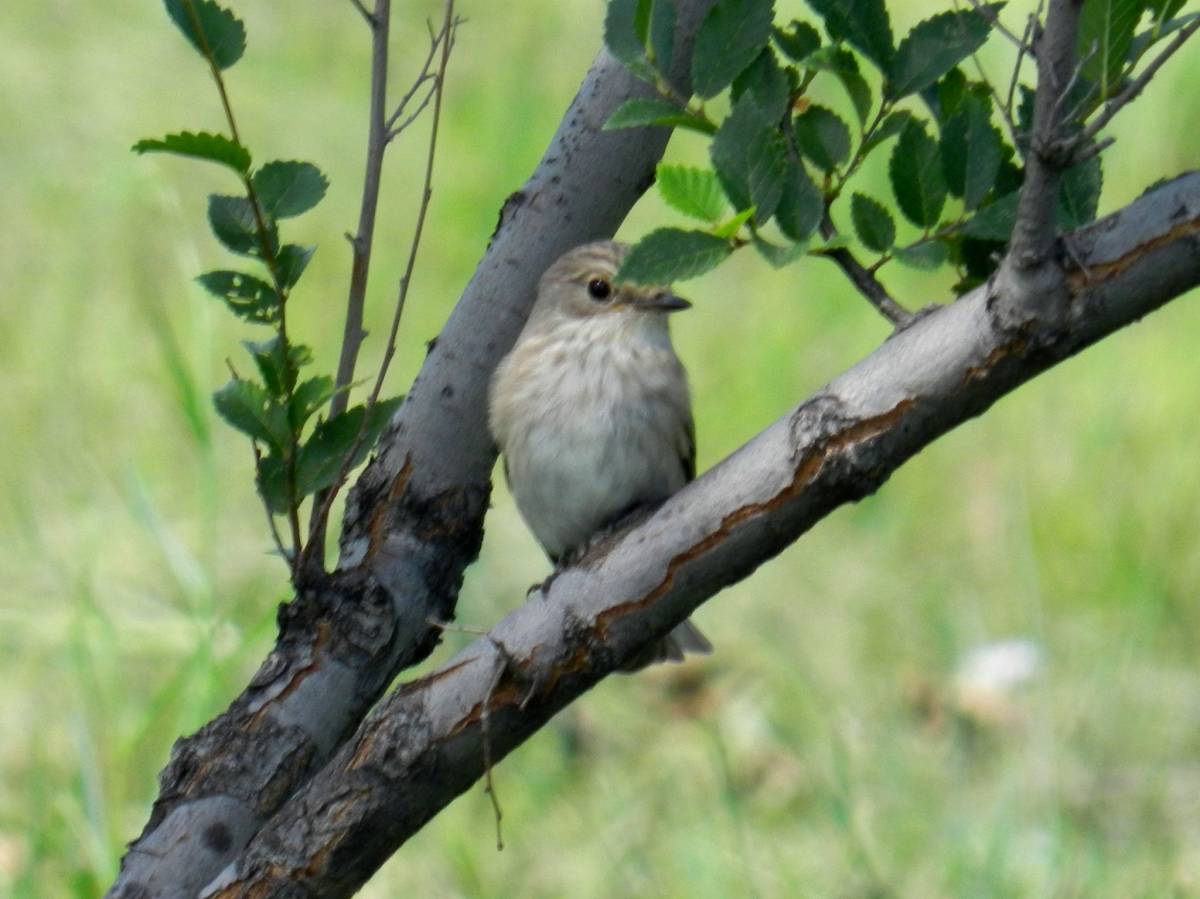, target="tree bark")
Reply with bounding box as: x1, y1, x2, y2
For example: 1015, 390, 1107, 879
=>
208, 173, 1200, 897
107, 4, 717, 897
